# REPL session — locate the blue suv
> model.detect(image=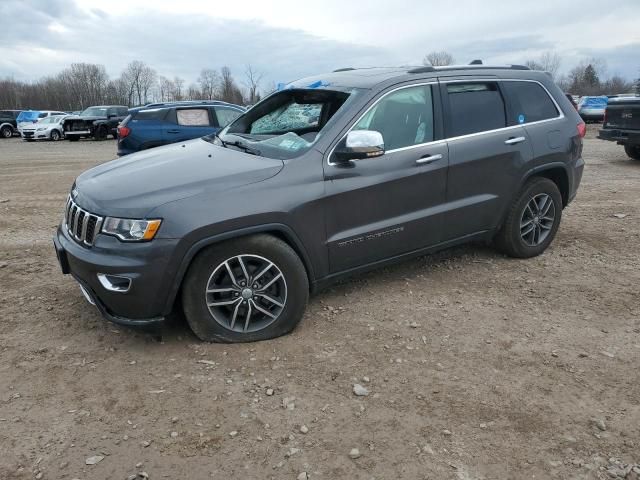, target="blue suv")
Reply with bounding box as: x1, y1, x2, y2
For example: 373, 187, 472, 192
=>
117, 101, 245, 156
